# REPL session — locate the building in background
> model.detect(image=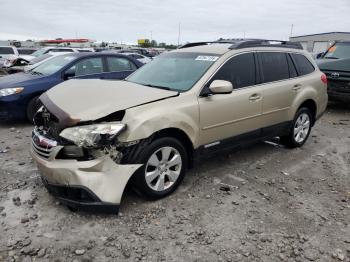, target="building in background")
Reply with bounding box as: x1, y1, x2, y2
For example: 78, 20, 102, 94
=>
290, 32, 350, 54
